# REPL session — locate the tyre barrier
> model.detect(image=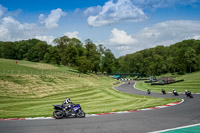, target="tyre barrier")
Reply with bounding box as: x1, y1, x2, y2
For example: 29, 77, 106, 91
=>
113, 82, 121, 85
120, 78, 133, 81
